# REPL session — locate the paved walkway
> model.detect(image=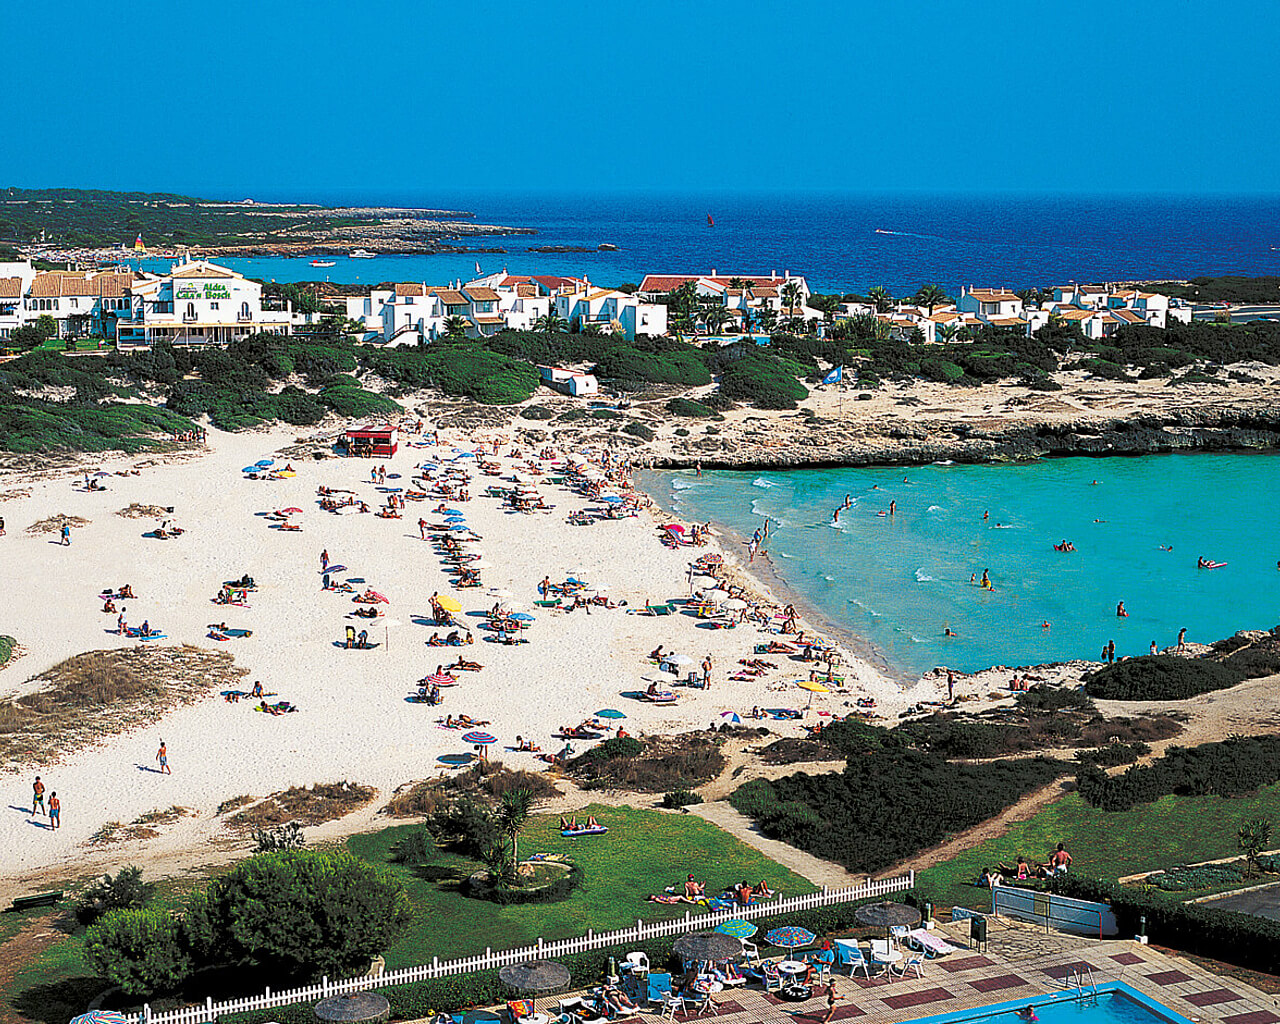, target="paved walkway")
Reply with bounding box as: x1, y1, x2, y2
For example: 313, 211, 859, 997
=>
469, 918, 1280, 1024
688, 802, 865, 889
